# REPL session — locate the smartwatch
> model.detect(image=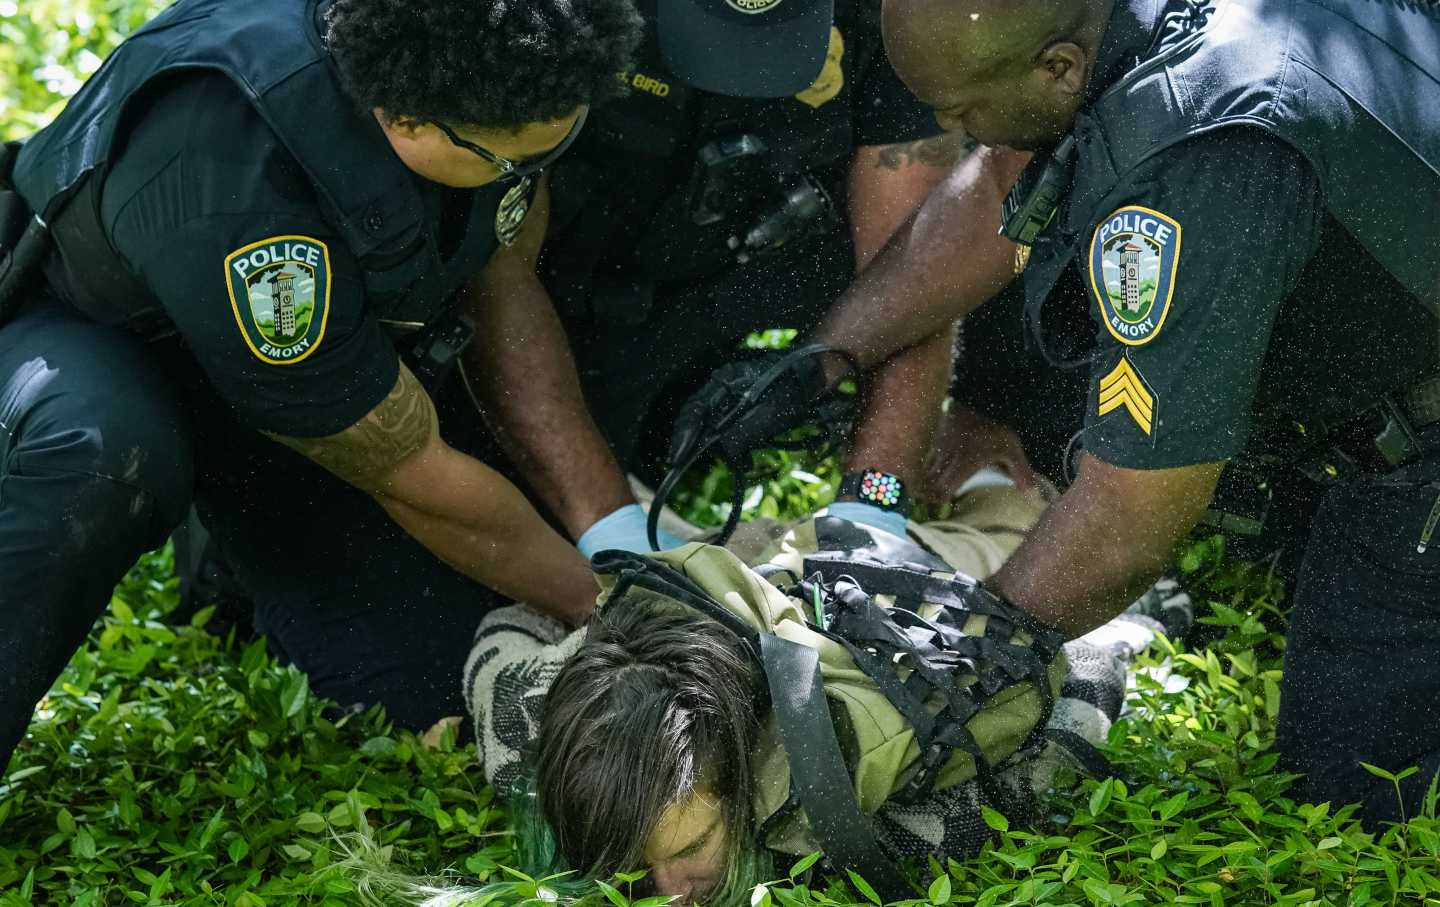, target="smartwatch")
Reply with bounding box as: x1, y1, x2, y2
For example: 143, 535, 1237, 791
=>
838, 469, 911, 517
